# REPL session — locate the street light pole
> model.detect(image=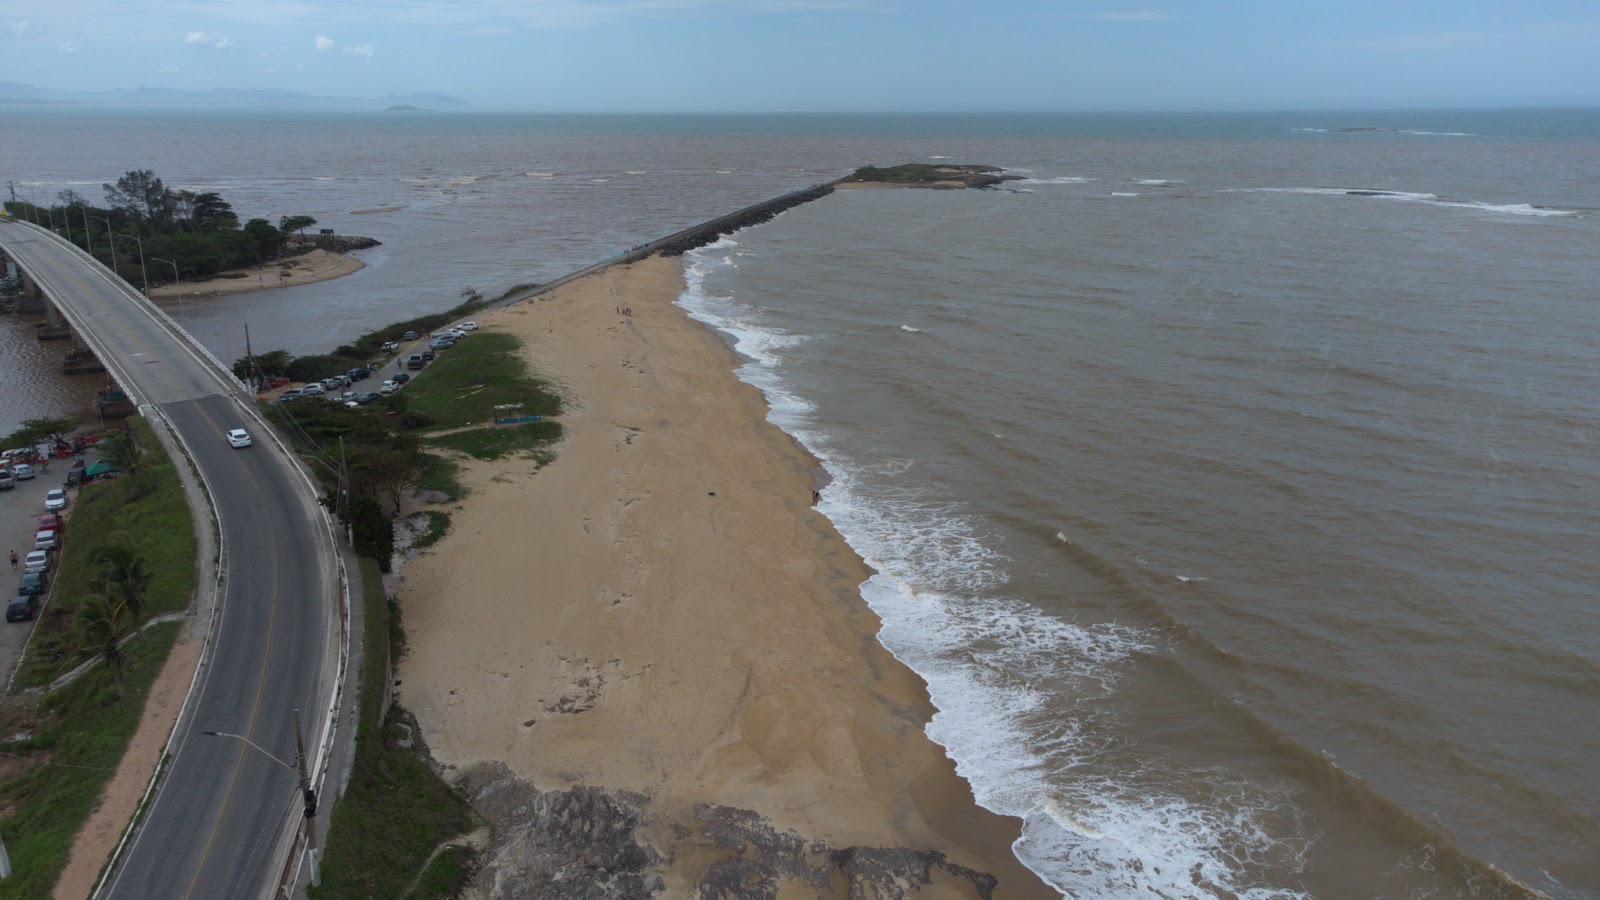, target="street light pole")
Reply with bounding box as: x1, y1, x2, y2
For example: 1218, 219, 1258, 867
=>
119, 232, 149, 295
152, 257, 183, 314
81, 206, 93, 255
89, 216, 118, 276
200, 713, 321, 888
